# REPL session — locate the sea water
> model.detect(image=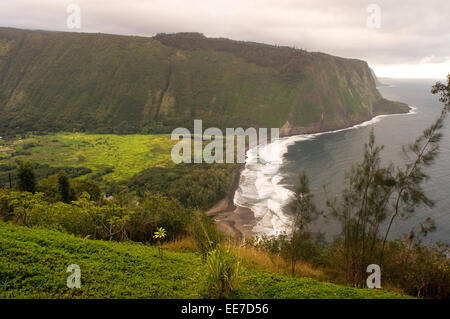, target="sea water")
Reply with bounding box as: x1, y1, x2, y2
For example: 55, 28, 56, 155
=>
234, 78, 449, 244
